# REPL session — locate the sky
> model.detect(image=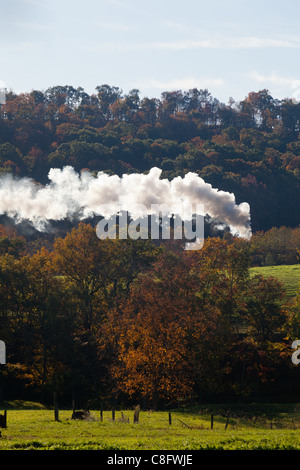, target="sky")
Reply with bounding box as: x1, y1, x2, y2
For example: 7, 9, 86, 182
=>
1, 0, 300, 104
